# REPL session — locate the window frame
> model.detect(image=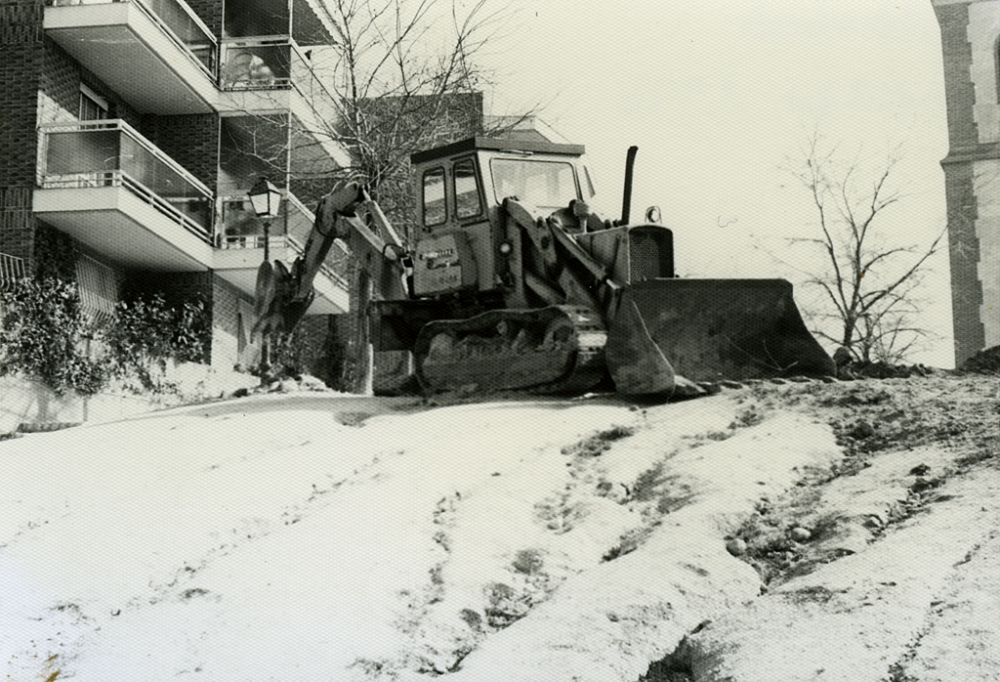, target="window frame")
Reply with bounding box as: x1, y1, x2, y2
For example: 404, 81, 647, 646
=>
452, 155, 484, 221
488, 157, 581, 211
78, 84, 109, 121
421, 165, 448, 228
995, 35, 1000, 104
